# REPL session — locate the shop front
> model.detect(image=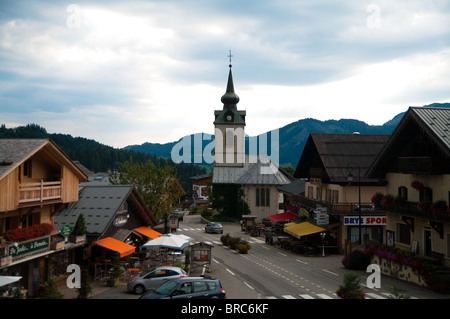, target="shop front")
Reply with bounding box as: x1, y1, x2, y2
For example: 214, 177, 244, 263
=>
343, 216, 386, 244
